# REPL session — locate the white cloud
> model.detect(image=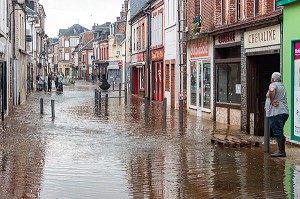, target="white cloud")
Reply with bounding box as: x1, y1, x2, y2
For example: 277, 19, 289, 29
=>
39, 0, 124, 37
